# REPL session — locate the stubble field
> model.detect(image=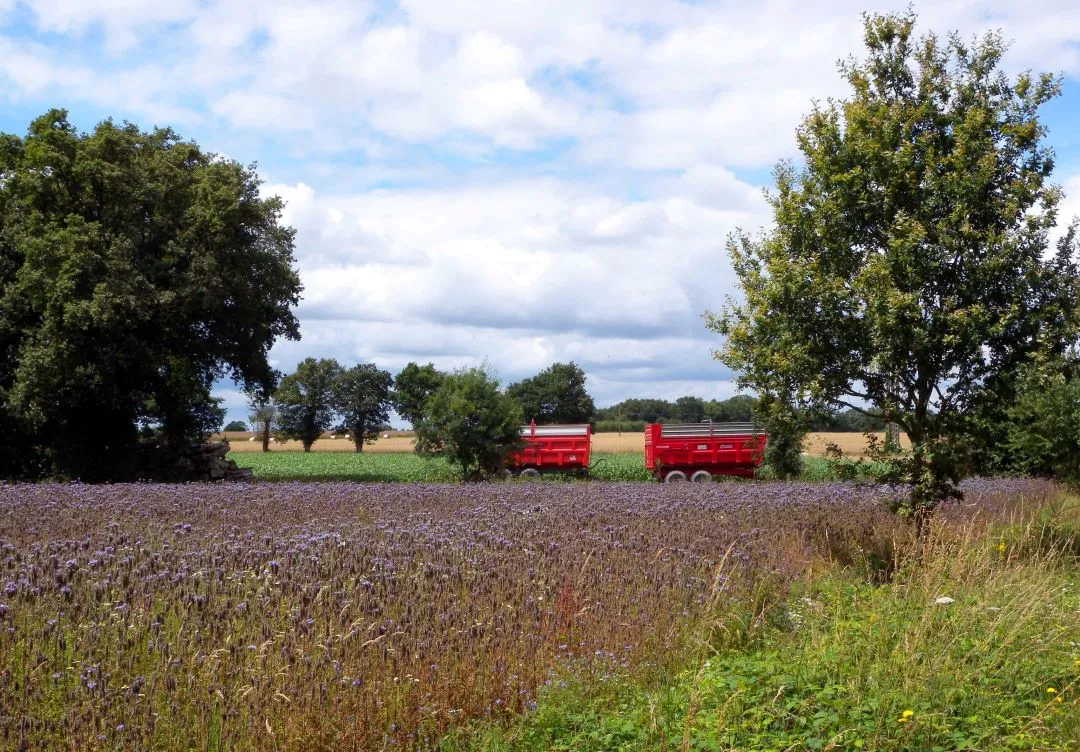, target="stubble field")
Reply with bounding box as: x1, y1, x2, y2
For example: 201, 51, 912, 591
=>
0, 478, 1059, 751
